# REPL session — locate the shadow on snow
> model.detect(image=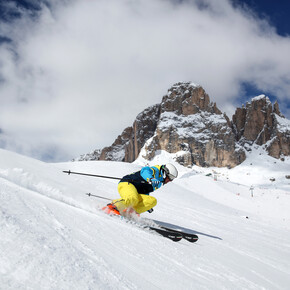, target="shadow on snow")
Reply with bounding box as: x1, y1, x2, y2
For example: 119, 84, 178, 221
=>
153, 219, 223, 240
